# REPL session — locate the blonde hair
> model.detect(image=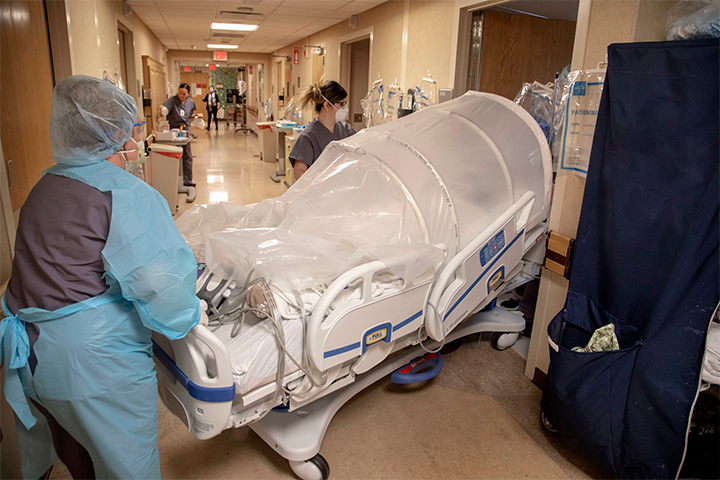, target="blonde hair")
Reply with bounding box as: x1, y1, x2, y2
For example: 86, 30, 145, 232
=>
296, 81, 348, 112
